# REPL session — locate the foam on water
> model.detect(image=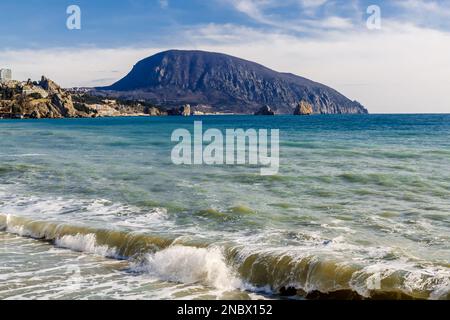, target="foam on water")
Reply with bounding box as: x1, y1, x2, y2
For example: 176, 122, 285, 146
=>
134, 245, 242, 291
55, 233, 118, 258
350, 262, 450, 300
